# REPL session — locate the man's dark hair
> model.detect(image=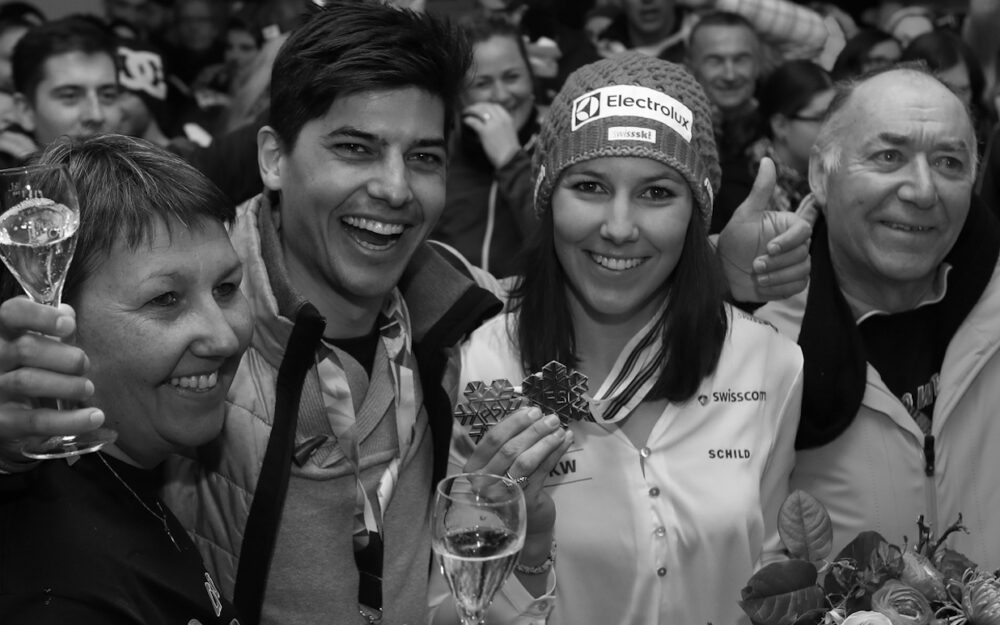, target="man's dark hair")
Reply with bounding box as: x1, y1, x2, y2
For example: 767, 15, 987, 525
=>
12, 15, 117, 101
268, 0, 472, 150
688, 10, 758, 51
